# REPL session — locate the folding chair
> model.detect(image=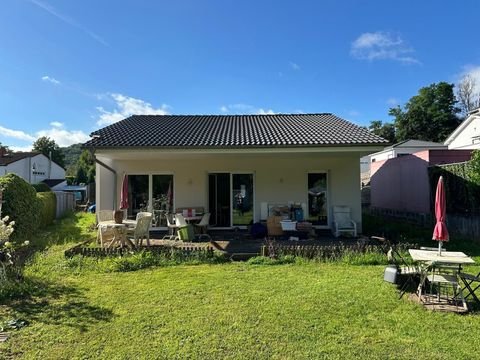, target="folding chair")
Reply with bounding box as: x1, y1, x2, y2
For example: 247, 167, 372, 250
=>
373, 236, 421, 299
459, 272, 480, 306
